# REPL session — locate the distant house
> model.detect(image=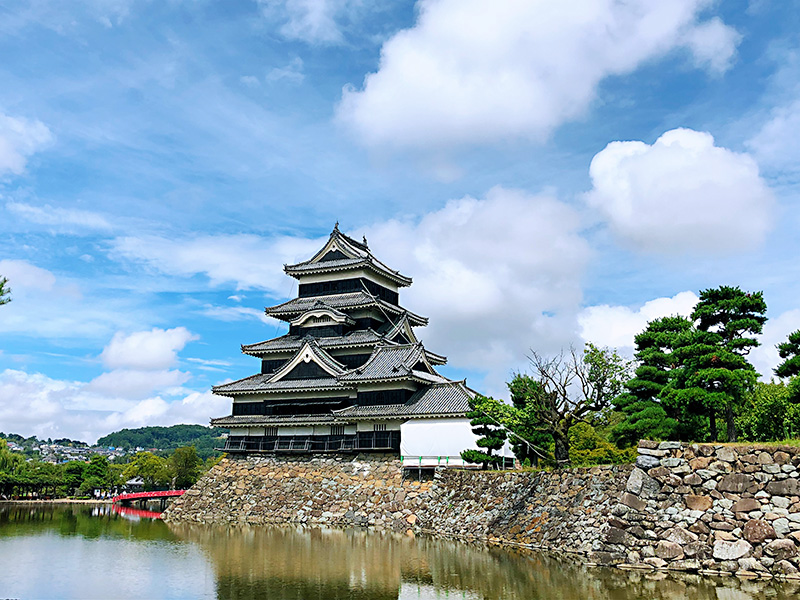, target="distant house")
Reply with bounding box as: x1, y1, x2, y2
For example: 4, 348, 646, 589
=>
212, 224, 496, 469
